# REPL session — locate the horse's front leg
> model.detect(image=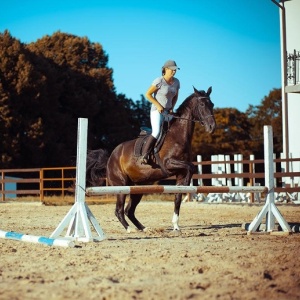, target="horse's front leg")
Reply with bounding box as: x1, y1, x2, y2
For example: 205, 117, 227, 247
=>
172, 193, 183, 231
165, 158, 196, 186
165, 160, 195, 232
